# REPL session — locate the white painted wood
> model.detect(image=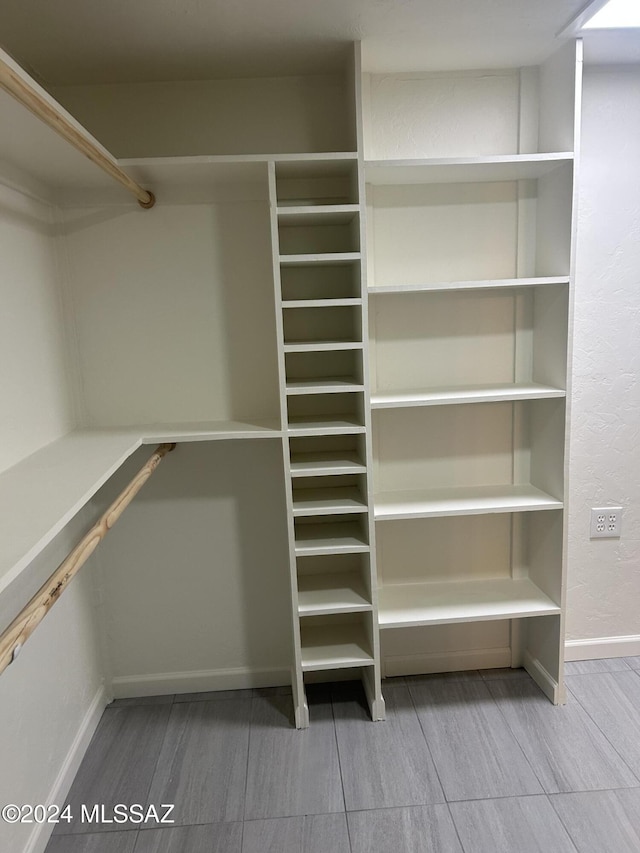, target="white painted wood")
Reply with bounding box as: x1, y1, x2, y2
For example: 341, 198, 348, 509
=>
374, 484, 563, 520
279, 251, 361, 264
276, 204, 360, 224
300, 624, 374, 671
282, 298, 362, 308
378, 577, 560, 628
286, 379, 365, 395
298, 572, 372, 615
294, 521, 370, 556
290, 451, 367, 477
284, 341, 364, 353
365, 153, 573, 185
292, 487, 368, 516
368, 275, 569, 294
287, 416, 366, 436
371, 382, 565, 408
538, 42, 579, 153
